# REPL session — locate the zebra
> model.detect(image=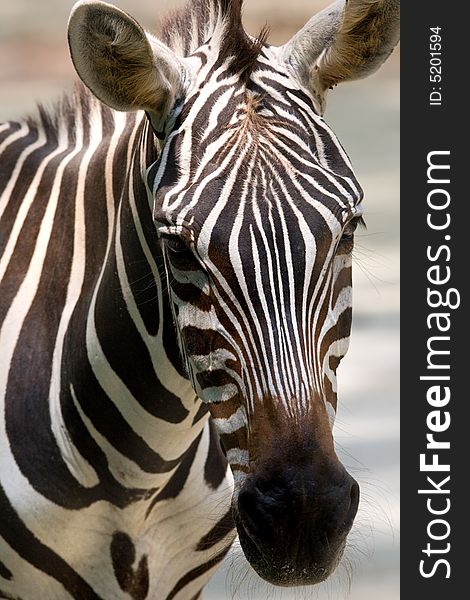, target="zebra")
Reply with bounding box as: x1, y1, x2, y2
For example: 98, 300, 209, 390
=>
0, 0, 399, 598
